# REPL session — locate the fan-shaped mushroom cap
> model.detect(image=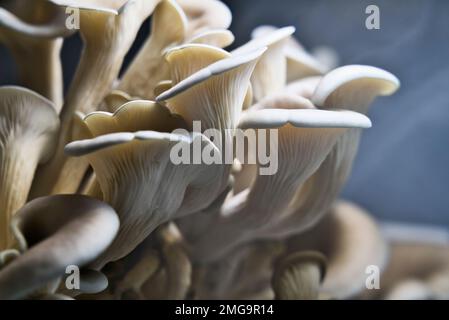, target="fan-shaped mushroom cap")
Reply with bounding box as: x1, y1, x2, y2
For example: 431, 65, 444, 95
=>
272, 251, 326, 300
251, 25, 328, 83
284, 76, 322, 100
286, 201, 387, 299
65, 101, 223, 268
312, 65, 400, 113
103, 90, 138, 113
119, 0, 187, 99
0, 195, 119, 300
30, 0, 161, 198
176, 0, 232, 38
0, 86, 59, 250
190, 108, 371, 262
262, 66, 400, 238
188, 29, 234, 48
232, 26, 295, 102
0, 0, 72, 106
158, 47, 265, 131
164, 43, 230, 86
